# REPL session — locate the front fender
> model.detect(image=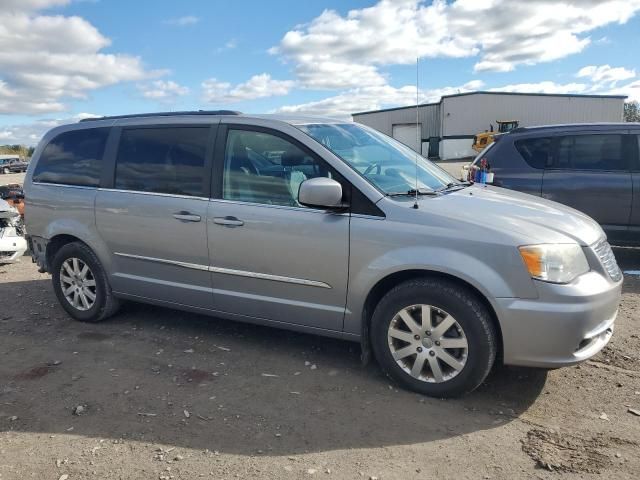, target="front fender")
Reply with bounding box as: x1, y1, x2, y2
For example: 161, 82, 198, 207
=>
344, 244, 537, 335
